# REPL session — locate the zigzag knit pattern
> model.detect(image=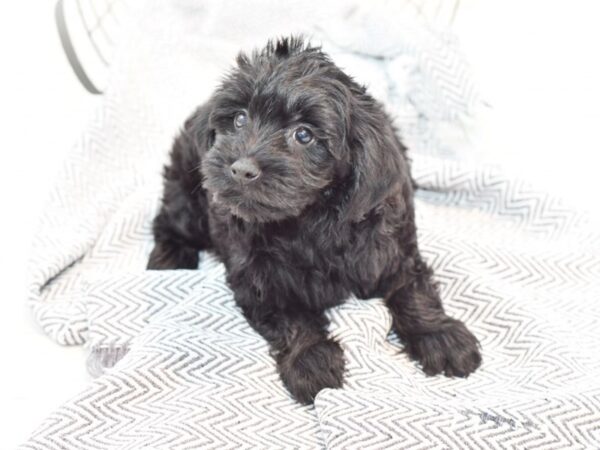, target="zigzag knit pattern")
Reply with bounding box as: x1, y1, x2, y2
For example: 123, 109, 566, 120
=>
22, 1, 600, 448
